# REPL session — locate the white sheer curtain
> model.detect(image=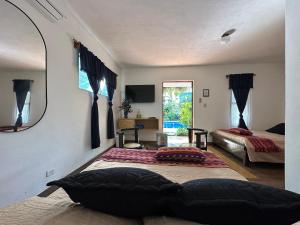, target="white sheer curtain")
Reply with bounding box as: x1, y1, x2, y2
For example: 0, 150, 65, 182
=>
230, 90, 251, 128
